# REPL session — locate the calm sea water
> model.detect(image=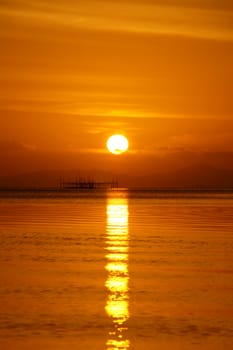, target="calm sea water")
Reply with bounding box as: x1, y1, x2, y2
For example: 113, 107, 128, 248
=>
0, 189, 233, 350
